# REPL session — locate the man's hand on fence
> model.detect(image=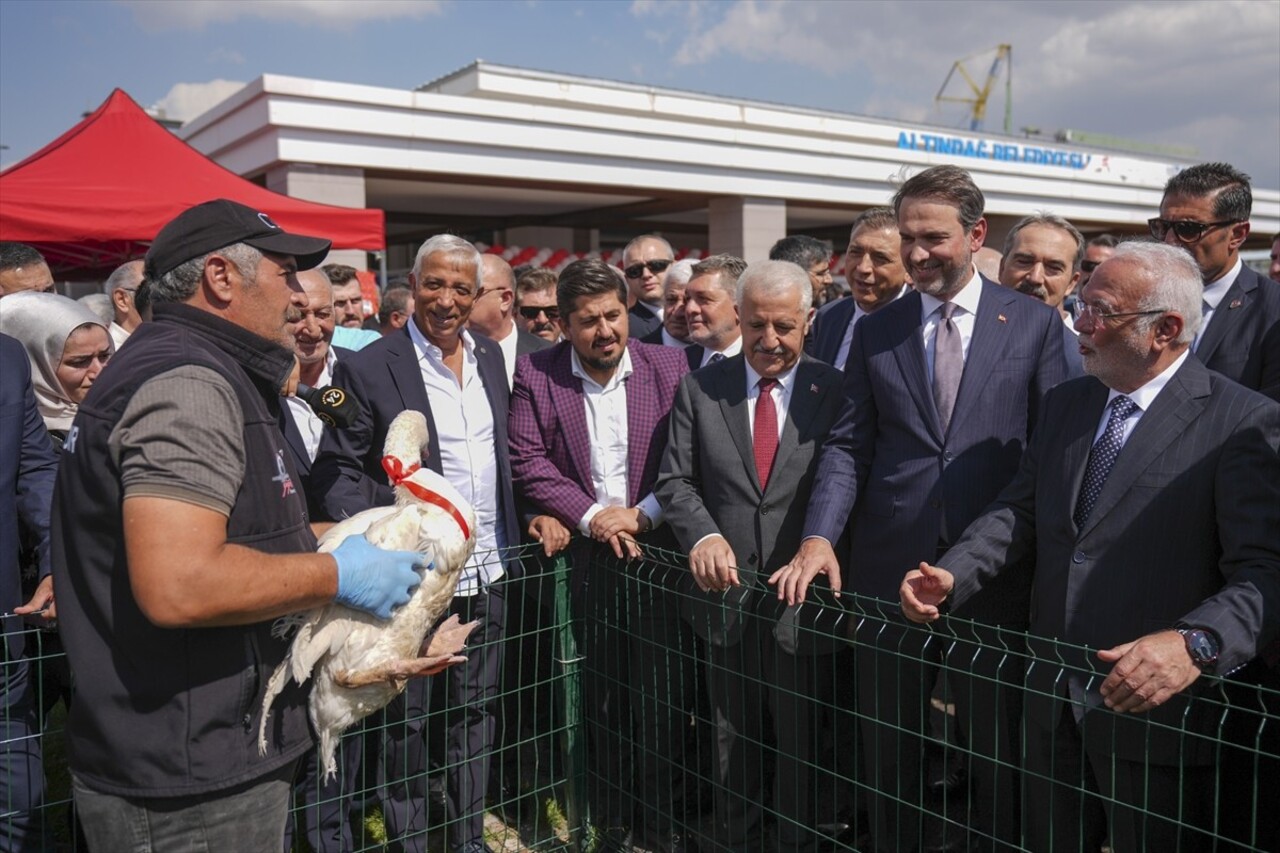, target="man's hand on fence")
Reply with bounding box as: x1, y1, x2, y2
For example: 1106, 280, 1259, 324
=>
528, 515, 570, 557
689, 534, 739, 592
589, 506, 641, 542
900, 562, 953, 623
15, 575, 56, 622
769, 536, 842, 606
1097, 630, 1201, 714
